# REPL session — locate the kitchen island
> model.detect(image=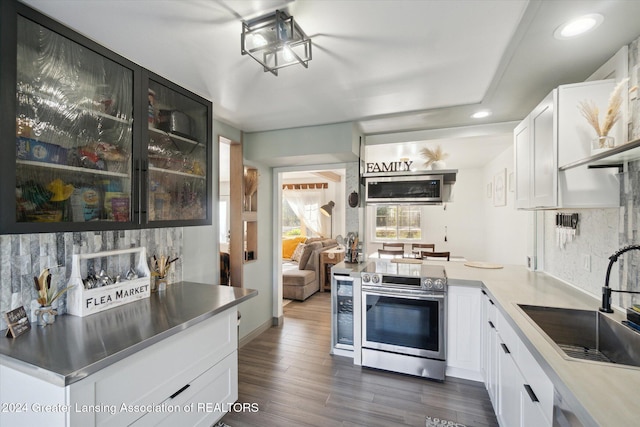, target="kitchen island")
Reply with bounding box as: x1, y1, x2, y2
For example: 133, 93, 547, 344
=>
0, 282, 257, 426
333, 259, 638, 427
